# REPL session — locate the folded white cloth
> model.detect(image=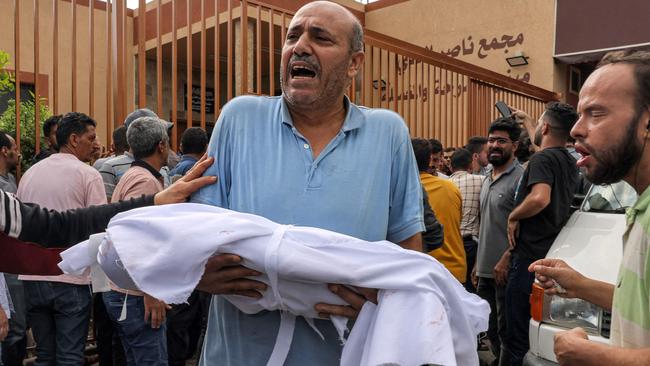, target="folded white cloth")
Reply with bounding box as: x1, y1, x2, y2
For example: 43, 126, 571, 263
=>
59, 203, 489, 366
